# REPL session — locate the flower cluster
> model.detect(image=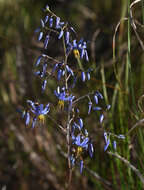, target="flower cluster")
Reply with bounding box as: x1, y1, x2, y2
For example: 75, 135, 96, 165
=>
19, 5, 125, 174
70, 118, 93, 173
